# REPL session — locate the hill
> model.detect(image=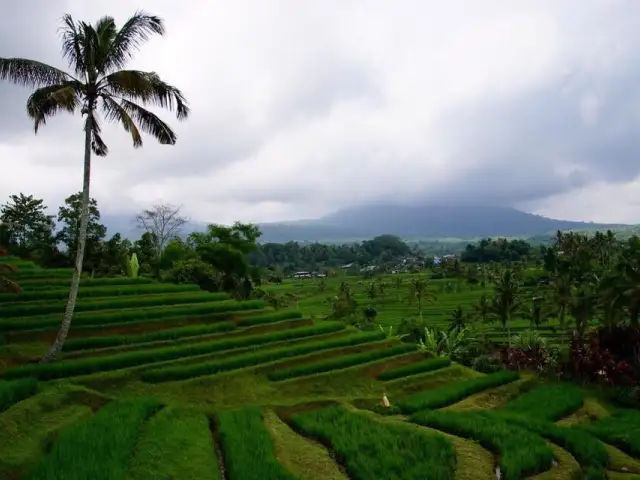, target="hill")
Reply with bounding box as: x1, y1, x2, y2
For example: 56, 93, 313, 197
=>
101, 205, 630, 244
256, 204, 627, 243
